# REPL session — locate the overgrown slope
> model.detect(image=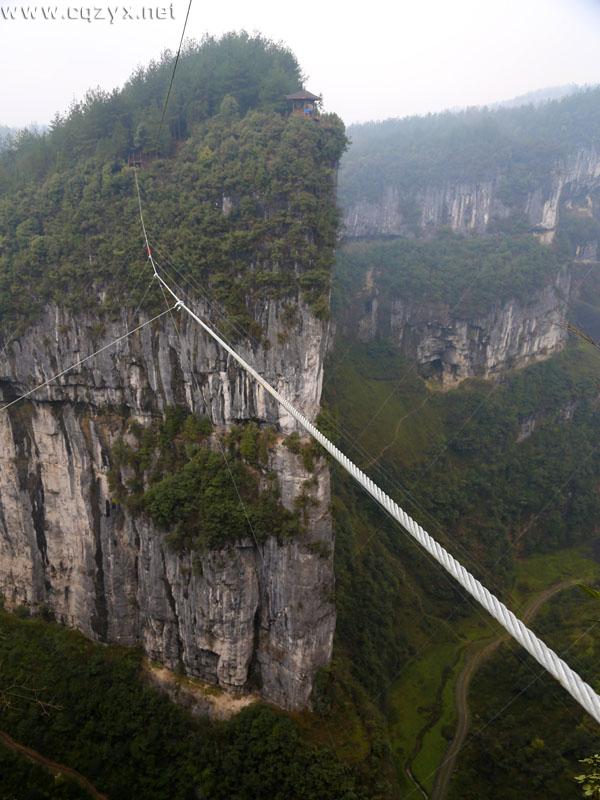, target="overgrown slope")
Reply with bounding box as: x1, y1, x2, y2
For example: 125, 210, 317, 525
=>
340, 87, 600, 205
0, 36, 345, 336
324, 336, 600, 797
0, 609, 363, 800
